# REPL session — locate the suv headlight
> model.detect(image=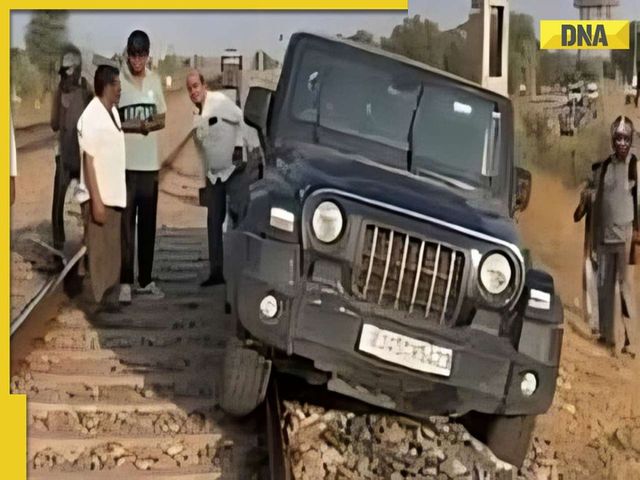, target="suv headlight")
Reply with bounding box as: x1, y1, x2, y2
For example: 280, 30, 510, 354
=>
479, 252, 513, 295
311, 201, 344, 243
